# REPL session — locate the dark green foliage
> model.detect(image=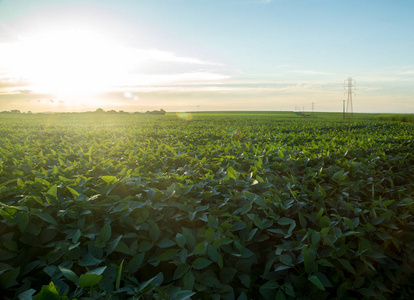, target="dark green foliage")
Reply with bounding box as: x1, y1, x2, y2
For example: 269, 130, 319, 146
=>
0, 113, 413, 299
